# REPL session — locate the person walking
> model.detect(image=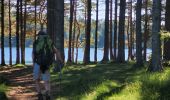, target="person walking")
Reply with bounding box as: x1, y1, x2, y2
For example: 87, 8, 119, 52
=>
32, 31, 63, 100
